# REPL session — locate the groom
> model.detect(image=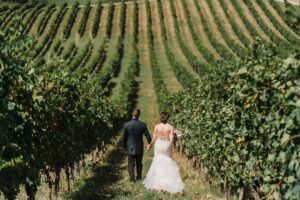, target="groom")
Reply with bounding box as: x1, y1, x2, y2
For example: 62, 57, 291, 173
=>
123, 108, 152, 182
